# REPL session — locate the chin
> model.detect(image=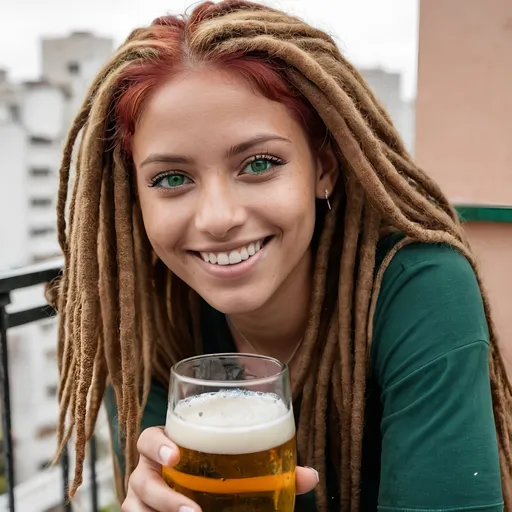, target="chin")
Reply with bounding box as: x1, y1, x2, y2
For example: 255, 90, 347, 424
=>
200, 289, 271, 316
